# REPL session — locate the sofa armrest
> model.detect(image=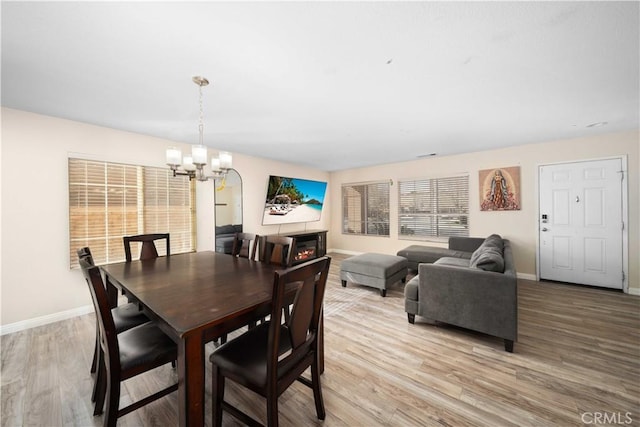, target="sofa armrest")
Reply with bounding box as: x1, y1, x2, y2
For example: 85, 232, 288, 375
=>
418, 263, 517, 341
448, 237, 485, 253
